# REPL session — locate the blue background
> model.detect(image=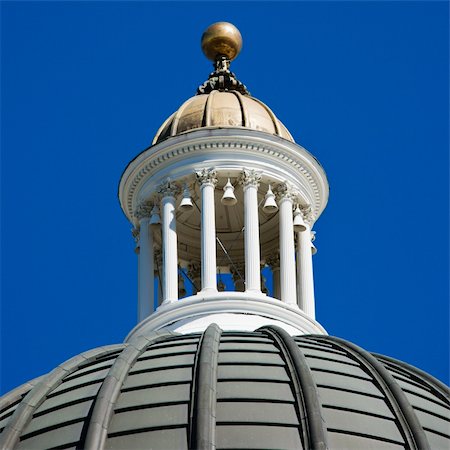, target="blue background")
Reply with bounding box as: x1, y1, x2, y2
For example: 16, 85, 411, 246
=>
1, 1, 448, 394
